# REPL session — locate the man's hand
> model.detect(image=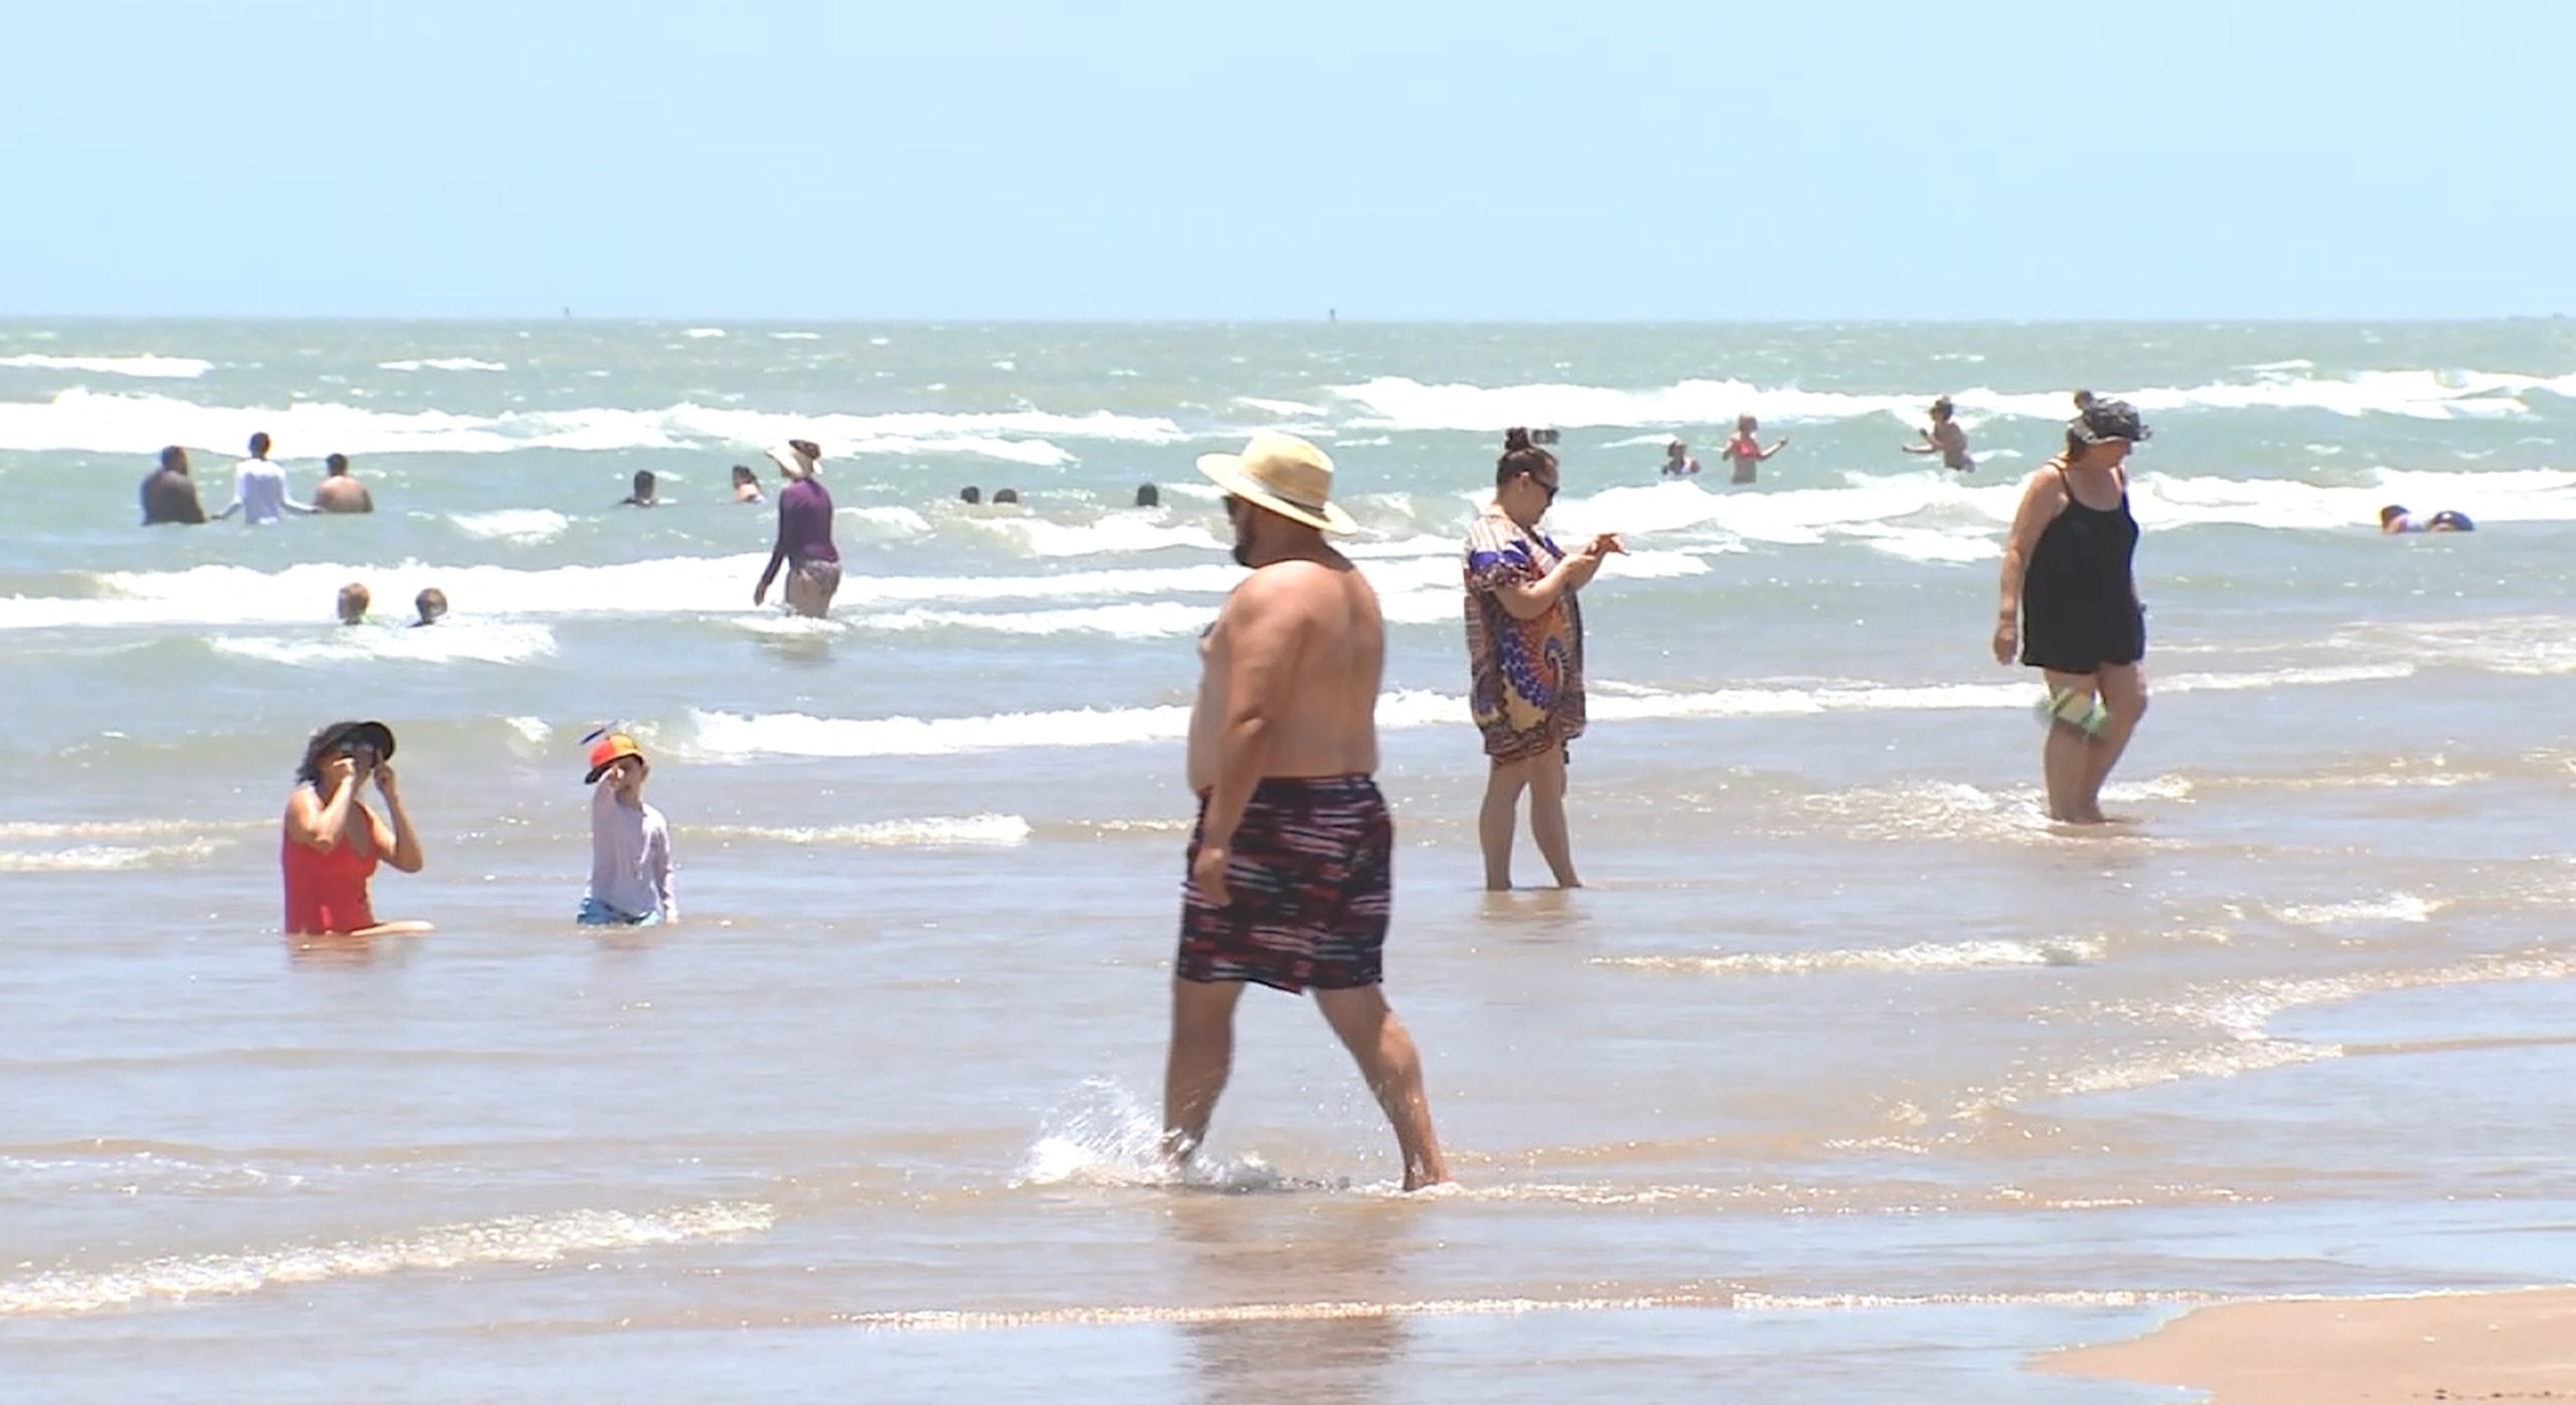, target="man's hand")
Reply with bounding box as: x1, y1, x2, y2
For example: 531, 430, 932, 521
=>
1191, 842, 1233, 909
